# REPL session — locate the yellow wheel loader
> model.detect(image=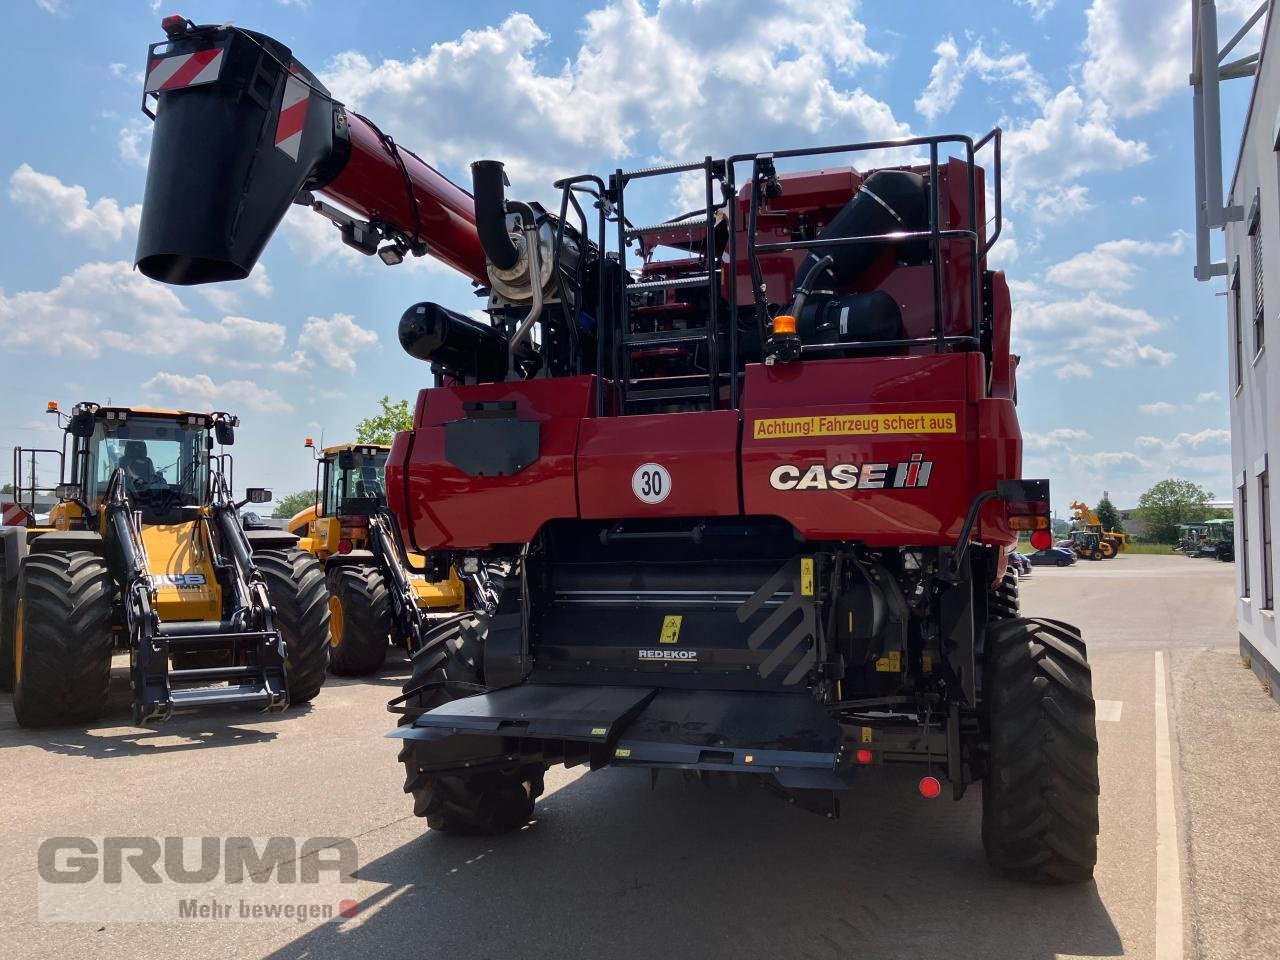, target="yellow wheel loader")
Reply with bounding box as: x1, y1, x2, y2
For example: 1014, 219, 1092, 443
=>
288, 441, 464, 676
0, 402, 330, 726
1069, 500, 1127, 559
